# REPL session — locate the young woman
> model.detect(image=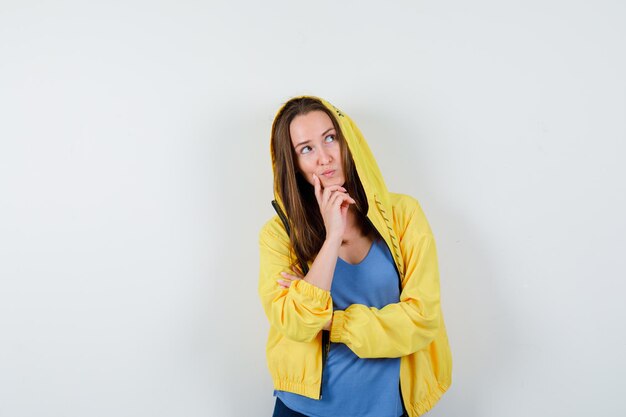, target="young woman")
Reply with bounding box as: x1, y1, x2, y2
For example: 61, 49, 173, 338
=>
258, 97, 452, 417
